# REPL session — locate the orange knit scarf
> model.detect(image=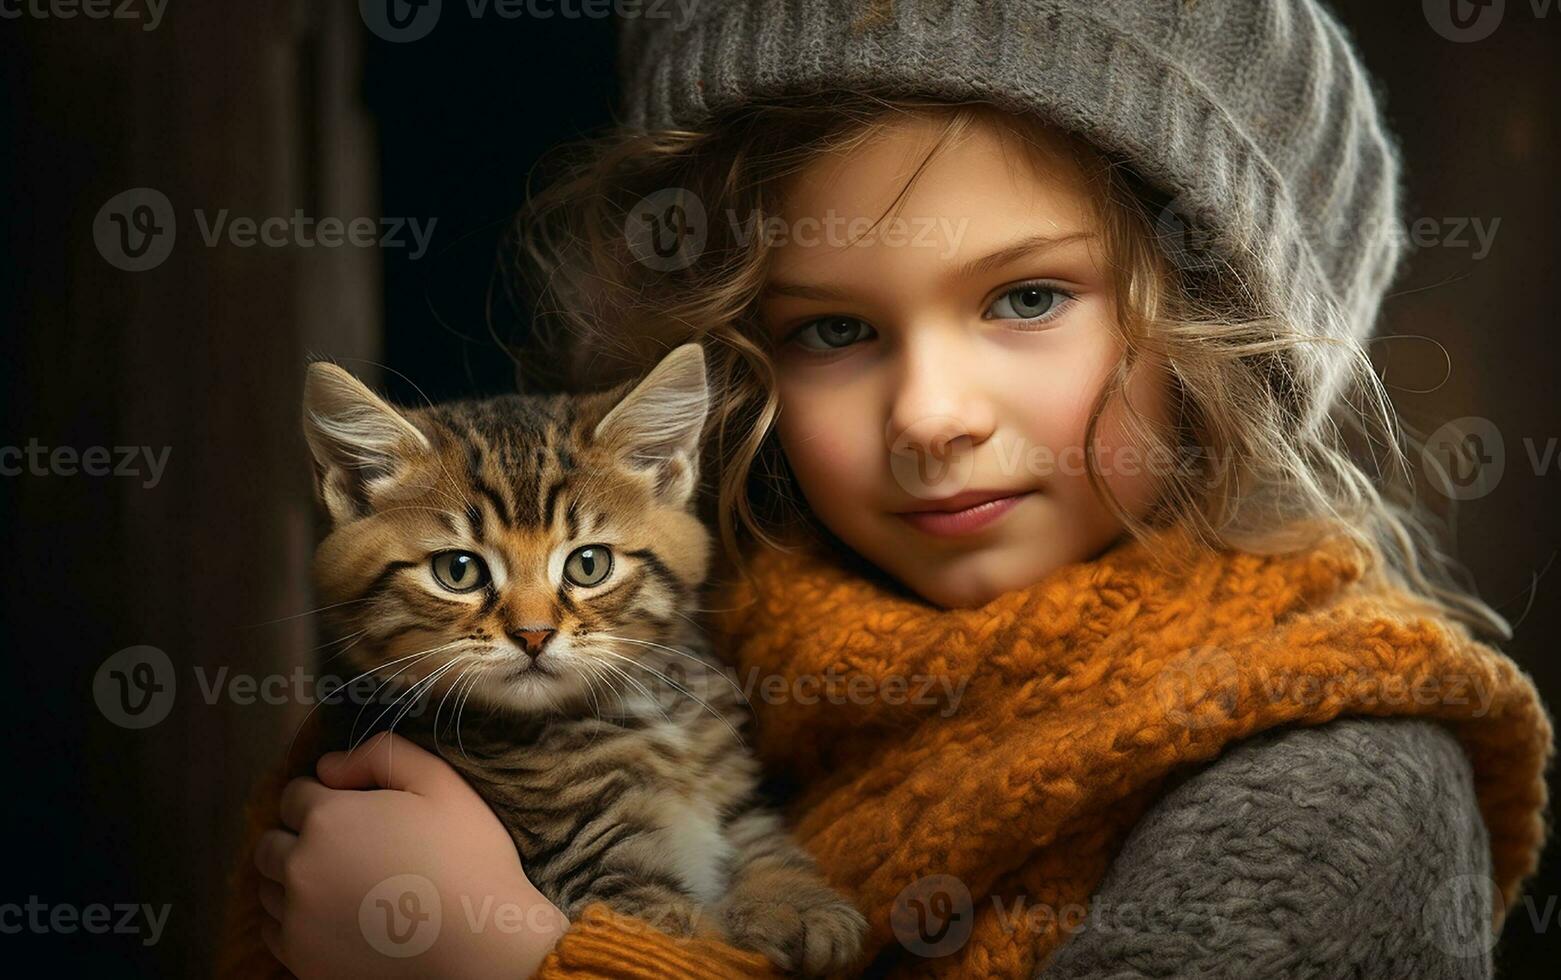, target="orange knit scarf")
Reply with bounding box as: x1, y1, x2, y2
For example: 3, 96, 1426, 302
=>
702, 526, 1552, 977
